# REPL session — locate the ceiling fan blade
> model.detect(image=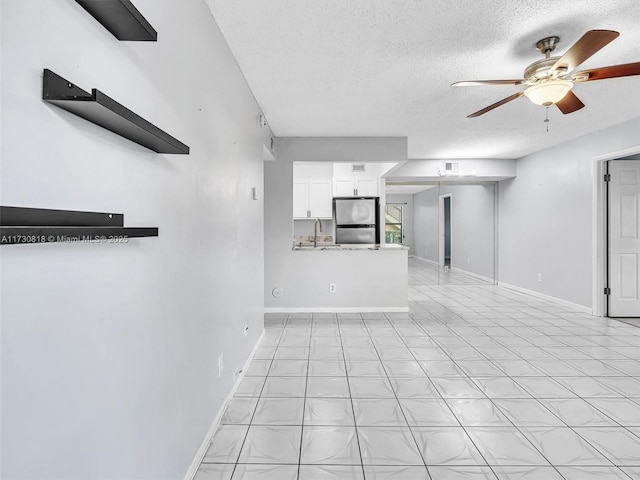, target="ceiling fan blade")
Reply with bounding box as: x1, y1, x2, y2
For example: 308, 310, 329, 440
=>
572, 62, 640, 82
467, 91, 524, 118
549, 30, 619, 75
555, 90, 585, 114
452, 79, 525, 87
